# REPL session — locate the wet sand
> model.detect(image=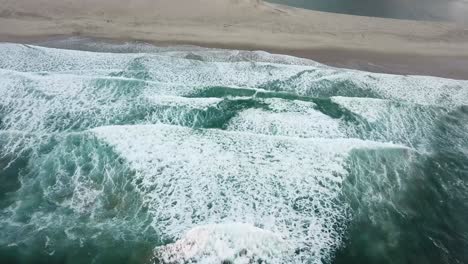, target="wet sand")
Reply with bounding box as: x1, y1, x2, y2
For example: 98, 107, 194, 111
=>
1, 0, 468, 79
